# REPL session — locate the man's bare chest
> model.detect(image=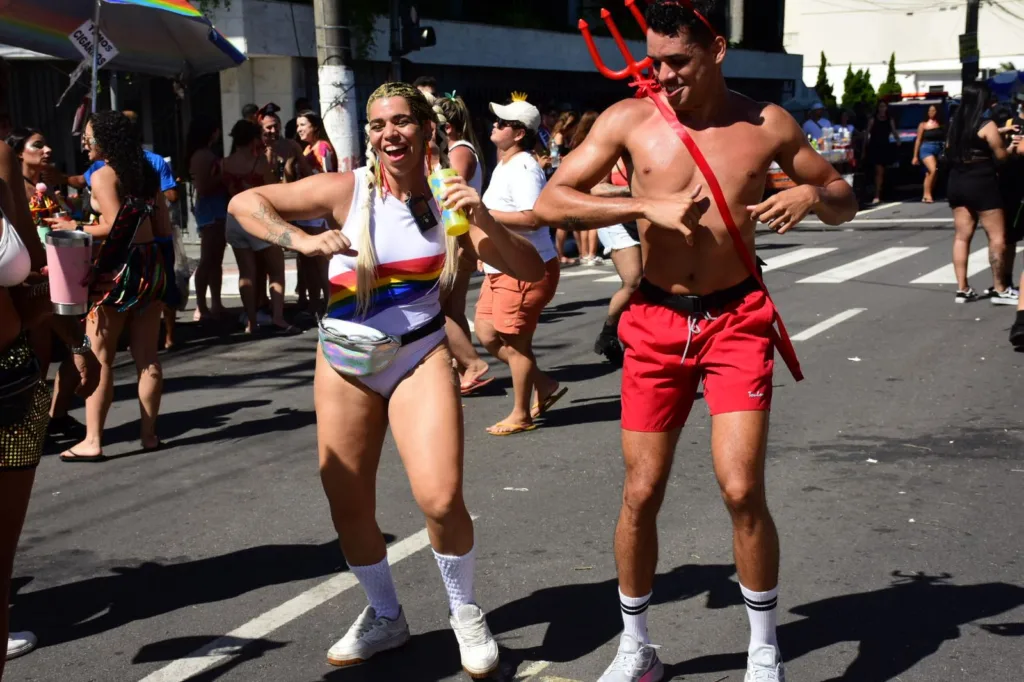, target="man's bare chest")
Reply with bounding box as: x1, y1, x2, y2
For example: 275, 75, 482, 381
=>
627, 121, 777, 209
